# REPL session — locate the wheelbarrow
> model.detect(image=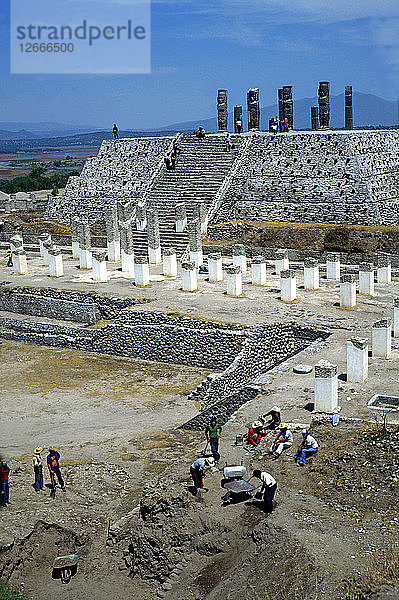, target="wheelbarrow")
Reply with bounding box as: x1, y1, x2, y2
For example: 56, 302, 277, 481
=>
222, 477, 260, 504
52, 554, 79, 584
